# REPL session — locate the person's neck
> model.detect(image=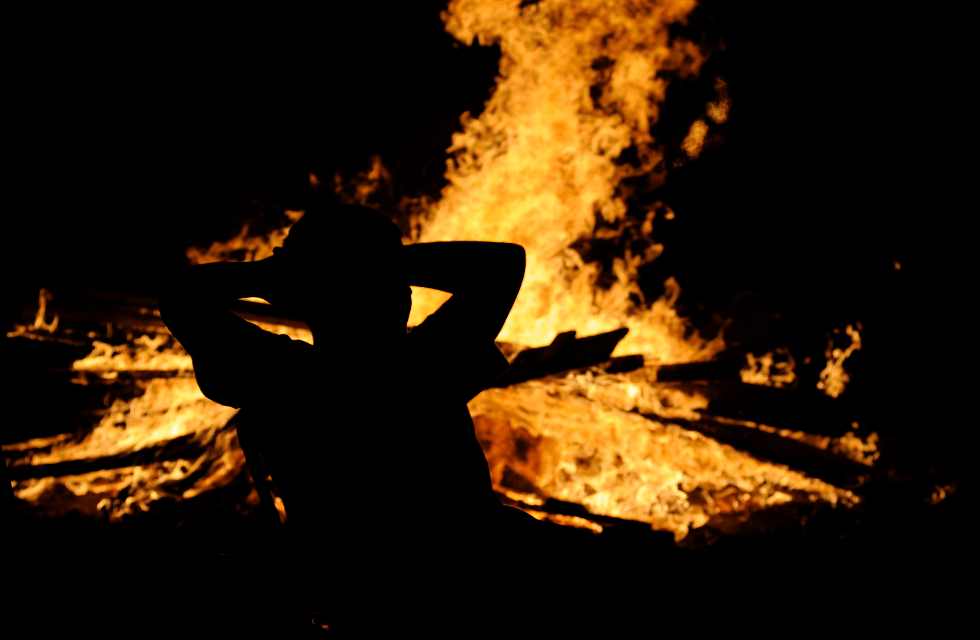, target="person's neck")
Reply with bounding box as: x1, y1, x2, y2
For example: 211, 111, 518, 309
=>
309, 325, 405, 353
